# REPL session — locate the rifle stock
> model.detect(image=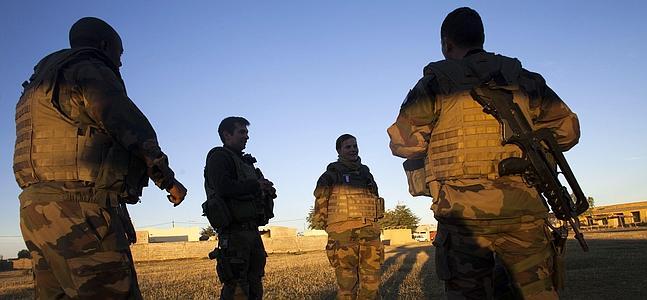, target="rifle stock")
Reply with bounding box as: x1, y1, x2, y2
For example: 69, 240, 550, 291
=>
470, 85, 589, 251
